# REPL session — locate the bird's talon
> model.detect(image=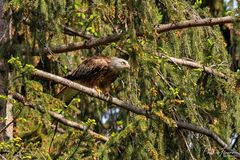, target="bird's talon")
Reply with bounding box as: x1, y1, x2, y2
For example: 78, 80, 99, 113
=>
105, 93, 112, 100
95, 88, 102, 95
